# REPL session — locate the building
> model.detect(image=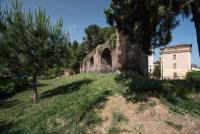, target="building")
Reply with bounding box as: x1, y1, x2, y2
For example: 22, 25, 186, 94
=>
160, 44, 192, 79
148, 54, 154, 74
